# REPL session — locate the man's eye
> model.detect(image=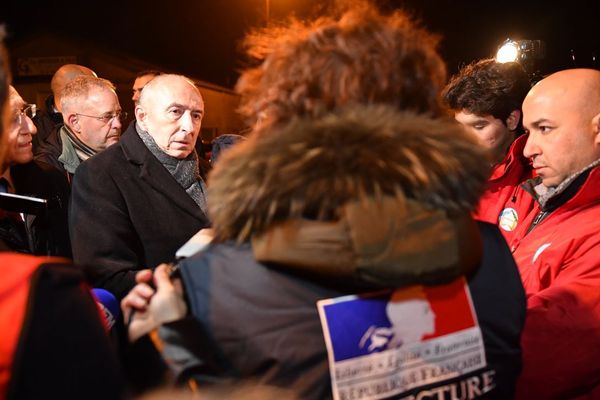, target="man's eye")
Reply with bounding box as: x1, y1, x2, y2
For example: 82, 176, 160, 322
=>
191, 112, 203, 120
169, 108, 183, 117
539, 126, 552, 133
473, 125, 486, 130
